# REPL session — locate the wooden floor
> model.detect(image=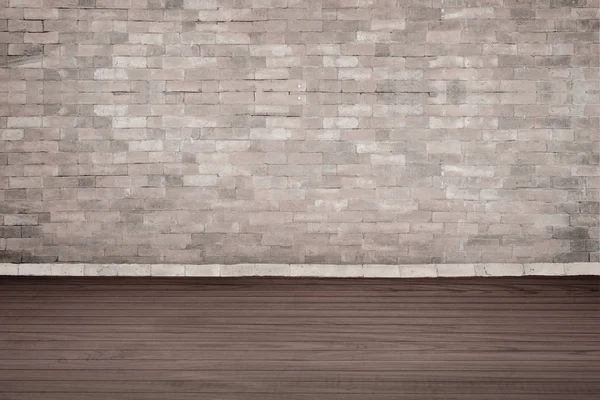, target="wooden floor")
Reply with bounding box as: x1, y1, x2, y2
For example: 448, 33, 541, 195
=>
0, 276, 598, 400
